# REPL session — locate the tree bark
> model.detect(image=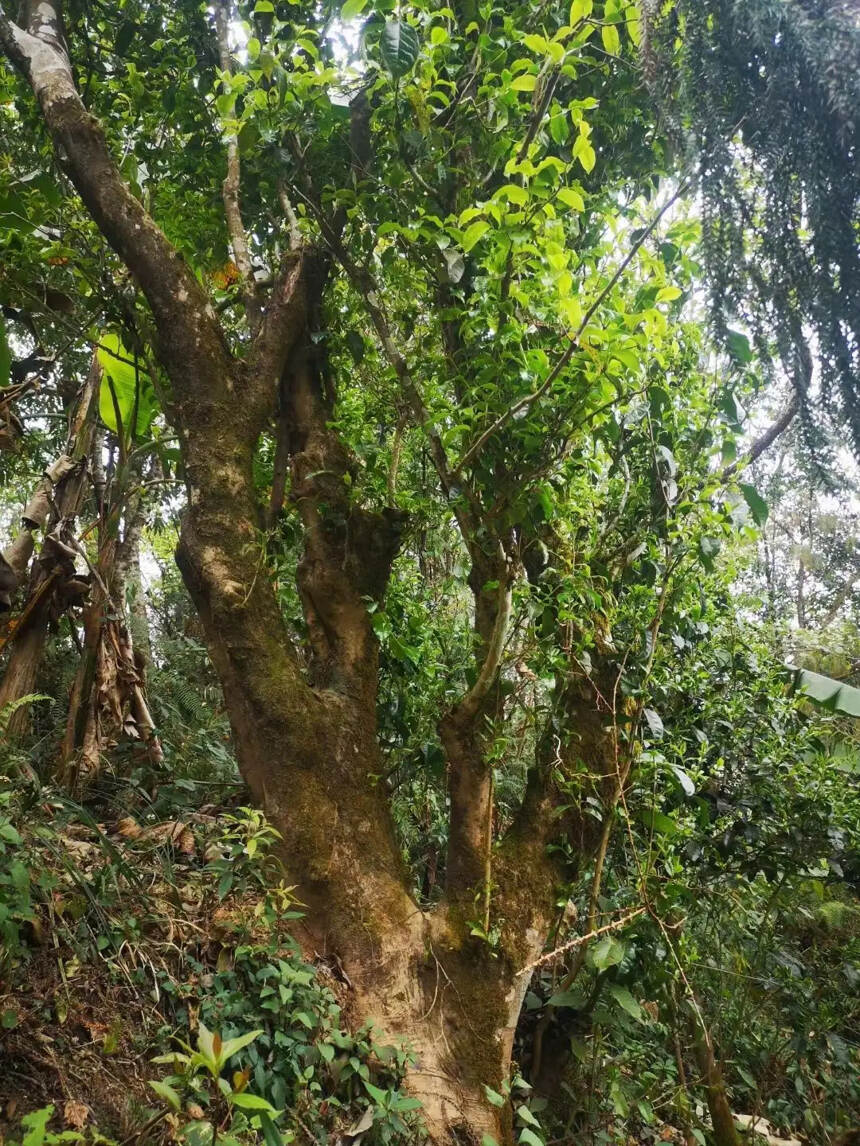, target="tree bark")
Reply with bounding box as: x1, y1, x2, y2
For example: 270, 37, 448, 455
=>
0, 356, 99, 735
